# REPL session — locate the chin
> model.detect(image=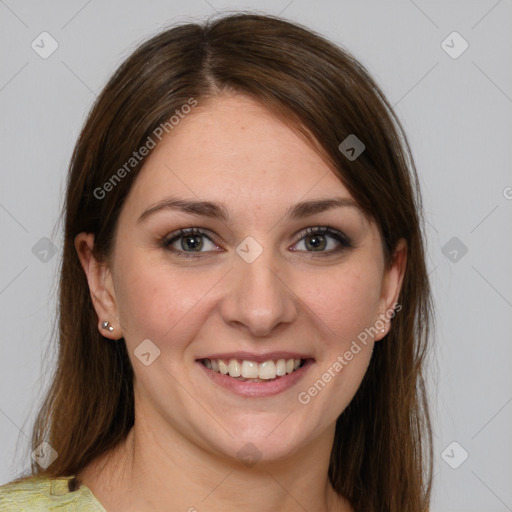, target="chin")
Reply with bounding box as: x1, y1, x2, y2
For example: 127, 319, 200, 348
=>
202, 420, 312, 465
